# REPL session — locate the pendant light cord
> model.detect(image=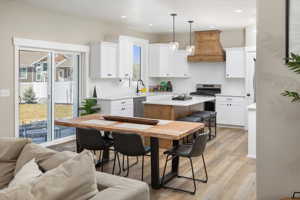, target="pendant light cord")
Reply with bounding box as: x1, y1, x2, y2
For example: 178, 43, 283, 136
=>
173, 15, 175, 42
190, 22, 192, 46
171, 13, 177, 43
188, 20, 194, 46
